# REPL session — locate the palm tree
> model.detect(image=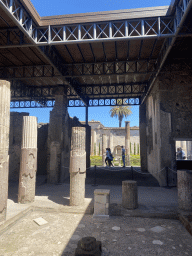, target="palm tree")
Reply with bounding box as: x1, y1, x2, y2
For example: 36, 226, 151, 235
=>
109, 105, 132, 127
